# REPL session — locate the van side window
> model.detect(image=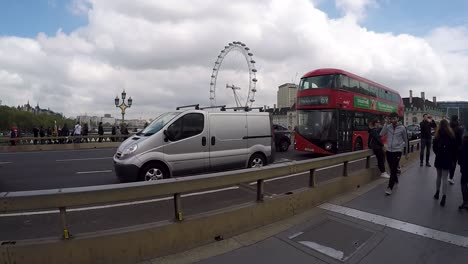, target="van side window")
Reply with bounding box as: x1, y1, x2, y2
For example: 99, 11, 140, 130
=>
168, 113, 204, 141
